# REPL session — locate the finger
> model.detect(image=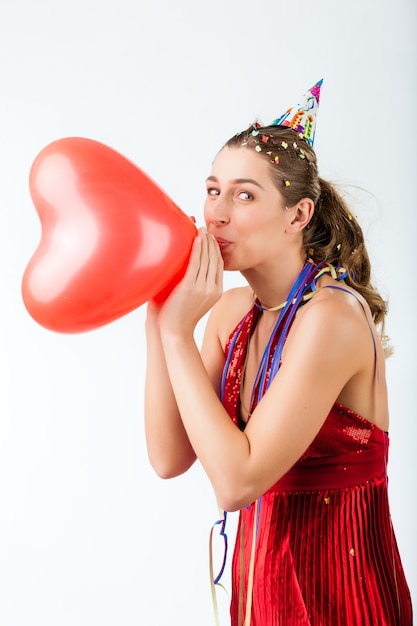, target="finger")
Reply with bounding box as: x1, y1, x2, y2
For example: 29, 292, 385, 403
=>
192, 229, 223, 291
193, 229, 211, 285
212, 237, 224, 287
205, 234, 223, 285
182, 234, 203, 286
